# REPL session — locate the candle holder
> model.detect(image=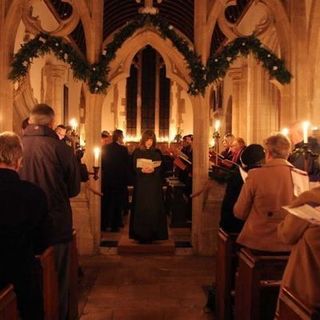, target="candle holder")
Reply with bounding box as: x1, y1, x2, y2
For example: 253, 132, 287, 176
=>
213, 131, 220, 165
89, 166, 100, 180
